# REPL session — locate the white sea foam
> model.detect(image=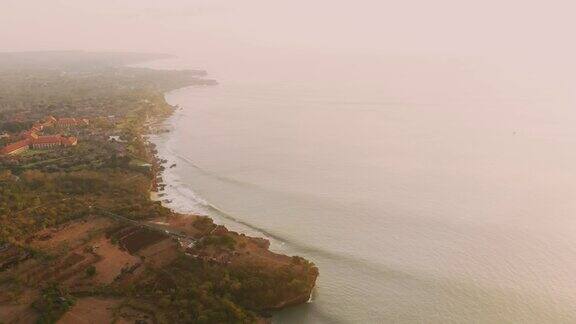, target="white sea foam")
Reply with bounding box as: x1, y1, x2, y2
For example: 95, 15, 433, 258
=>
152, 134, 286, 247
